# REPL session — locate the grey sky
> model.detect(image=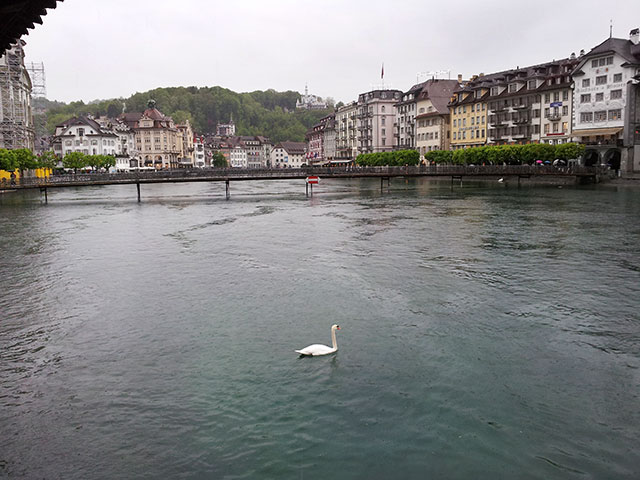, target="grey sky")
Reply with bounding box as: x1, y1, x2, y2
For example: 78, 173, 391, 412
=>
23, 0, 640, 104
